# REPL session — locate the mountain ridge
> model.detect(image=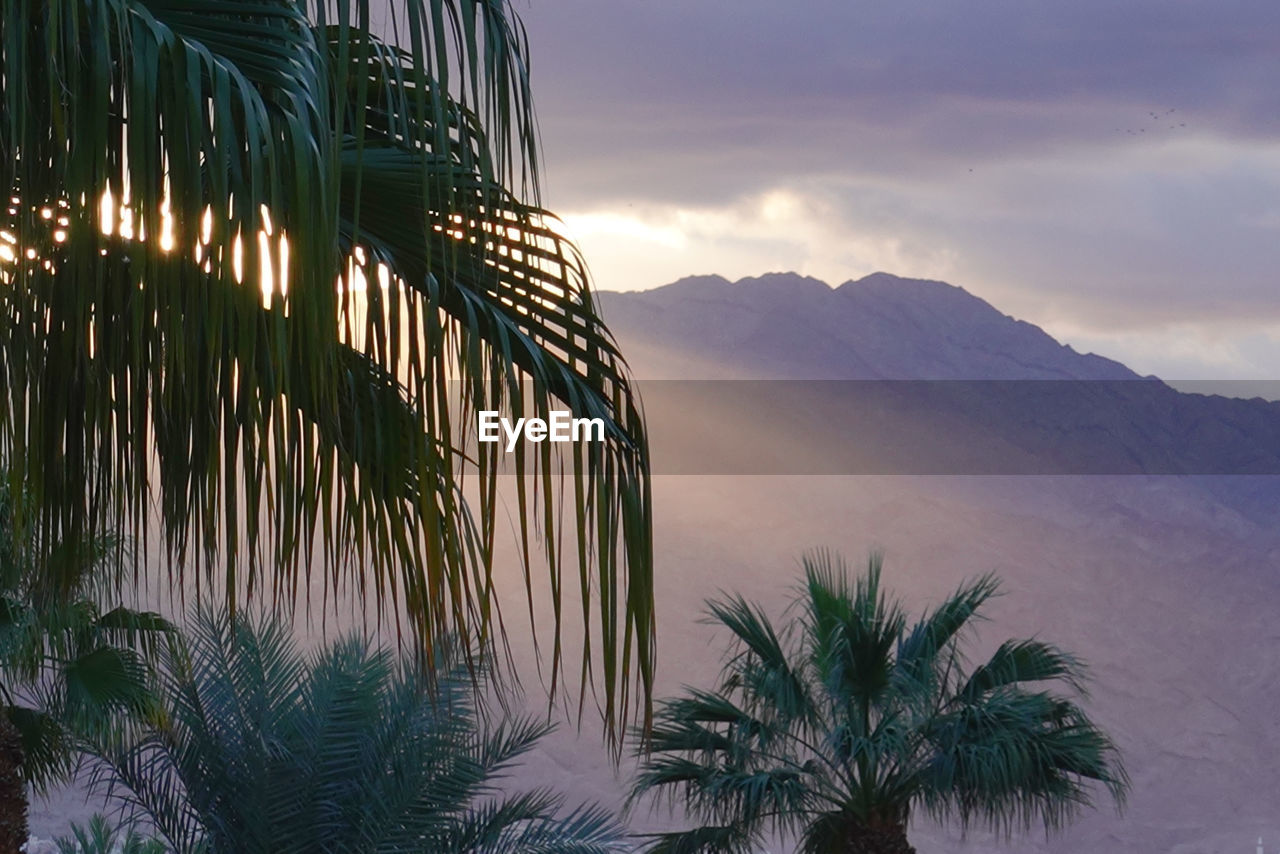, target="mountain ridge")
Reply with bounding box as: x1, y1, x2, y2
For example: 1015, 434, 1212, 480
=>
598, 271, 1139, 381
594, 270, 1280, 496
